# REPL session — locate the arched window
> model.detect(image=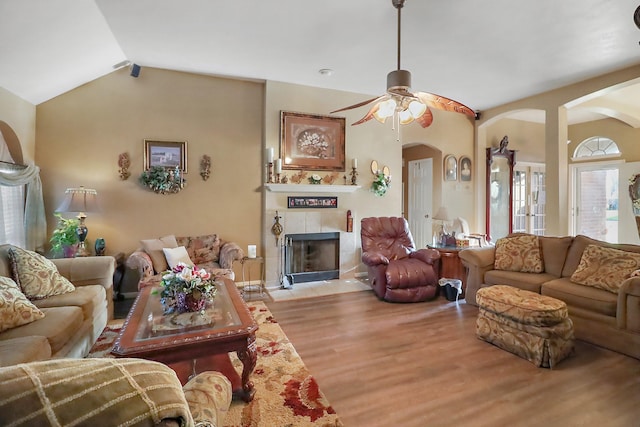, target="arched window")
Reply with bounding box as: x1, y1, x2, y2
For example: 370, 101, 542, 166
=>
573, 136, 620, 160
